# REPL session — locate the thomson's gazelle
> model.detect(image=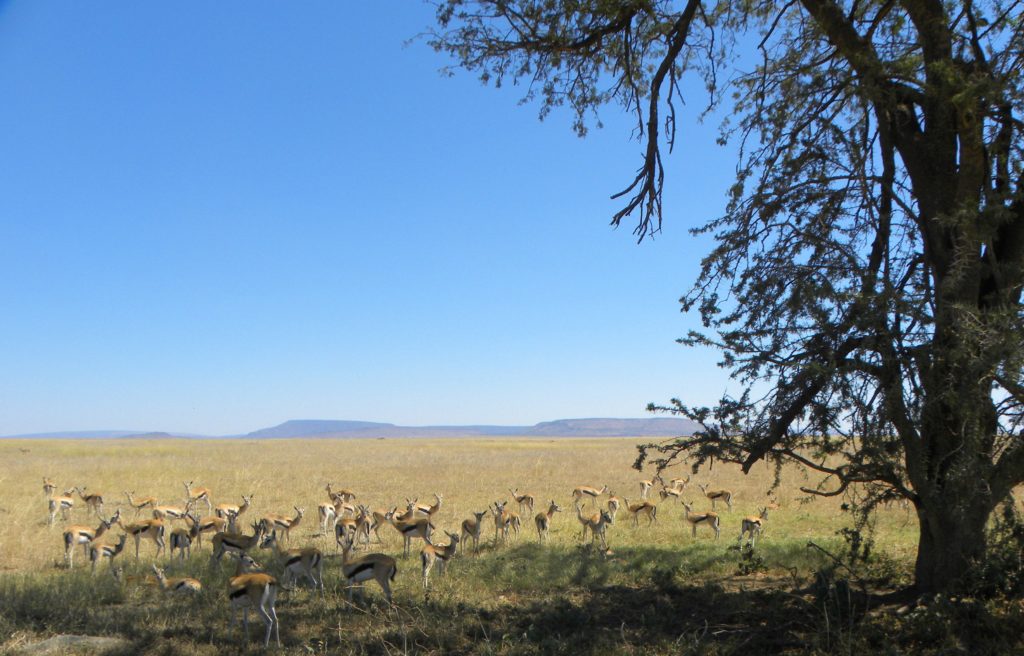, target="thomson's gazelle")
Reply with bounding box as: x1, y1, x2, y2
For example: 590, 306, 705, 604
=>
339, 535, 397, 606
698, 483, 734, 511
124, 491, 158, 517
75, 487, 105, 517
572, 484, 608, 507
211, 522, 265, 563
89, 533, 128, 574
738, 507, 769, 546
63, 511, 117, 568
259, 530, 325, 598
116, 515, 167, 559
421, 530, 460, 589
43, 477, 56, 497
624, 498, 658, 526
509, 488, 535, 514
48, 490, 75, 526
152, 565, 202, 594
460, 510, 488, 555
682, 502, 721, 539
534, 500, 561, 543
227, 554, 280, 648
184, 481, 213, 515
